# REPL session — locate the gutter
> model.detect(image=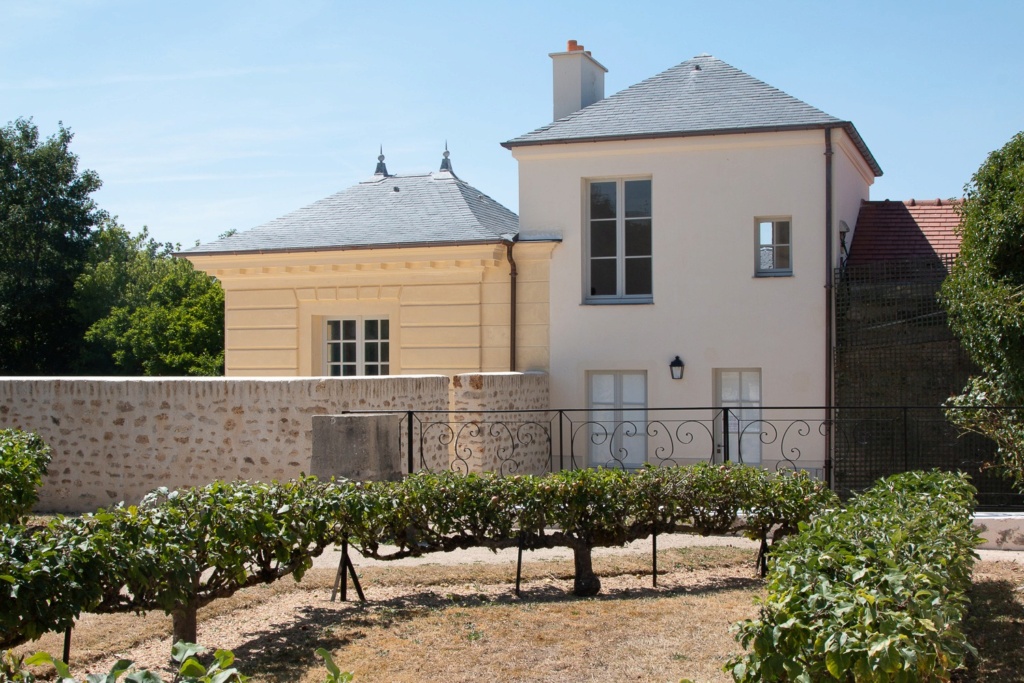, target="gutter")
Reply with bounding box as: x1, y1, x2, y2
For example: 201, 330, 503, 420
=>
502, 236, 519, 372
174, 237, 514, 259
824, 127, 834, 487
